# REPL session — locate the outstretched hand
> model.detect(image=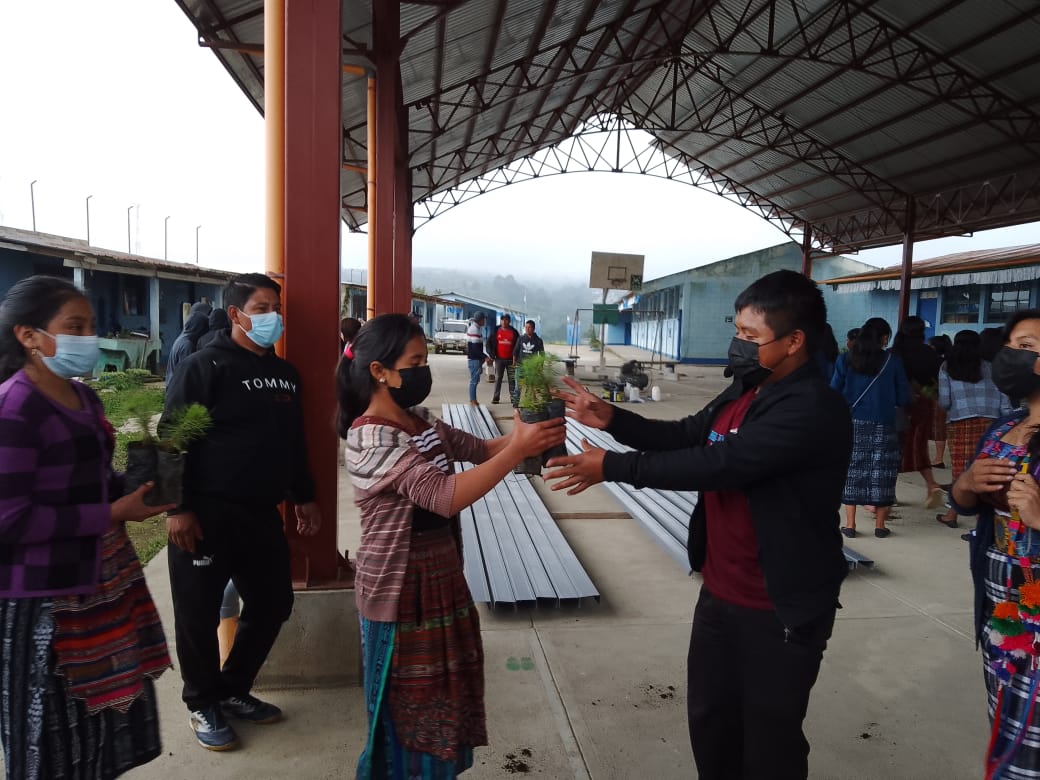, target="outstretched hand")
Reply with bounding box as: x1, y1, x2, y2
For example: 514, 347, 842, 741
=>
554, 376, 615, 430
544, 438, 606, 495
